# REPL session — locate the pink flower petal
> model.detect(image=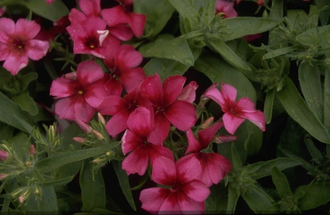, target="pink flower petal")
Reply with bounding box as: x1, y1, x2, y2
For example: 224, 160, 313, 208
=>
105, 109, 130, 137
97, 95, 128, 115
159, 193, 182, 212
101, 6, 129, 27
148, 145, 174, 165
186, 129, 202, 154
15, 19, 41, 40
0, 44, 10, 60
108, 24, 134, 41
84, 83, 108, 108
147, 112, 170, 145
165, 100, 196, 131
78, 0, 101, 17
127, 12, 146, 37
220, 83, 237, 105
115, 45, 143, 70
104, 77, 123, 96
140, 73, 163, 106
235, 97, 256, 111
182, 180, 210, 202
50, 77, 79, 98
163, 75, 186, 106
25, 40, 49, 60
178, 81, 198, 103
176, 155, 202, 184
238, 110, 266, 132
77, 60, 105, 87
0, 18, 15, 42
222, 112, 245, 134
122, 147, 149, 175
121, 129, 143, 155
197, 121, 223, 148
68, 8, 87, 25
55, 96, 77, 120
151, 156, 176, 186
74, 95, 95, 122
202, 83, 223, 106
119, 67, 146, 93
140, 187, 170, 213
127, 106, 154, 139
3, 52, 28, 75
